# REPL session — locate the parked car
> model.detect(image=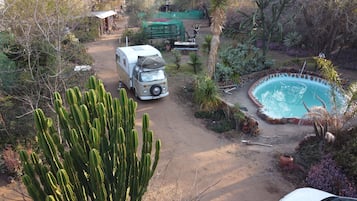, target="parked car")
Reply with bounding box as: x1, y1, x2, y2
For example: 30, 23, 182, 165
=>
279, 187, 357, 201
